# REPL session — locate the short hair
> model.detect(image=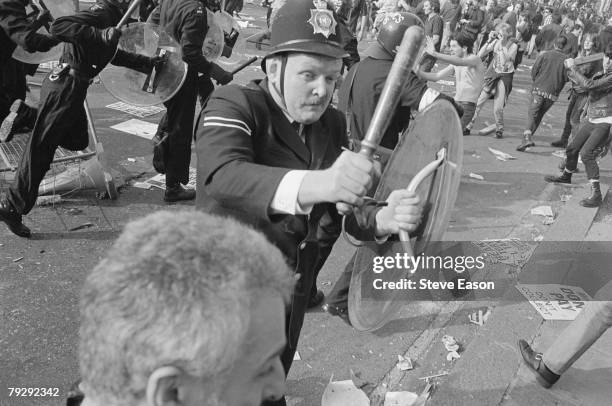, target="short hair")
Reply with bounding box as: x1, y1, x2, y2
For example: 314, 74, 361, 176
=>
427, 0, 440, 13
552, 14, 562, 24
554, 35, 567, 49
451, 32, 474, 54
79, 211, 295, 406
